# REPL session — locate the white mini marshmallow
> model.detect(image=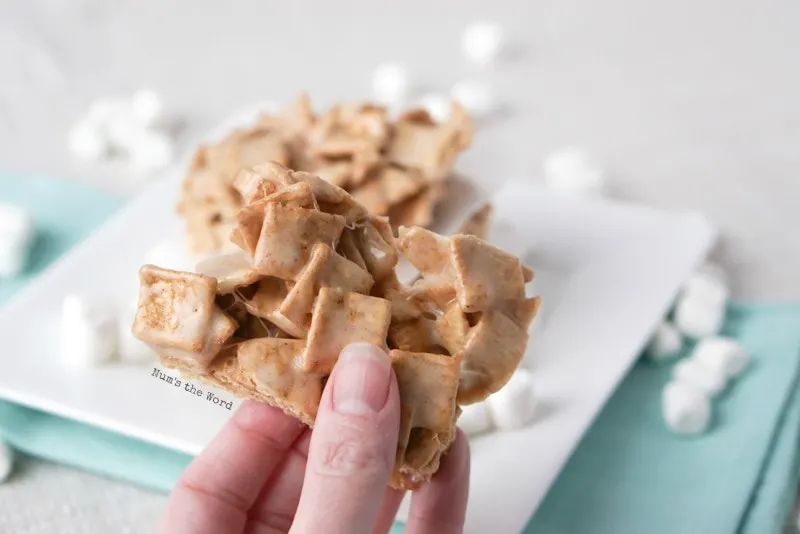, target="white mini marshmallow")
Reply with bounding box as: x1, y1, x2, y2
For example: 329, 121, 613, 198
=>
542, 147, 606, 196
450, 80, 495, 118
106, 113, 143, 154
662, 380, 711, 435
695, 261, 728, 285
674, 292, 725, 339
644, 321, 683, 362
130, 89, 165, 129
692, 336, 749, 379
0, 440, 13, 483
457, 401, 494, 437
682, 265, 729, 307
129, 131, 176, 172
118, 302, 154, 364
672, 357, 727, 397
418, 94, 451, 123
86, 97, 129, 127
461, 22, 505, 64
371, 63, 410, 105
485, 369, 537, 430
0, 204, 34, 278
61, 294, 119, 367
67, 119, 110, 161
